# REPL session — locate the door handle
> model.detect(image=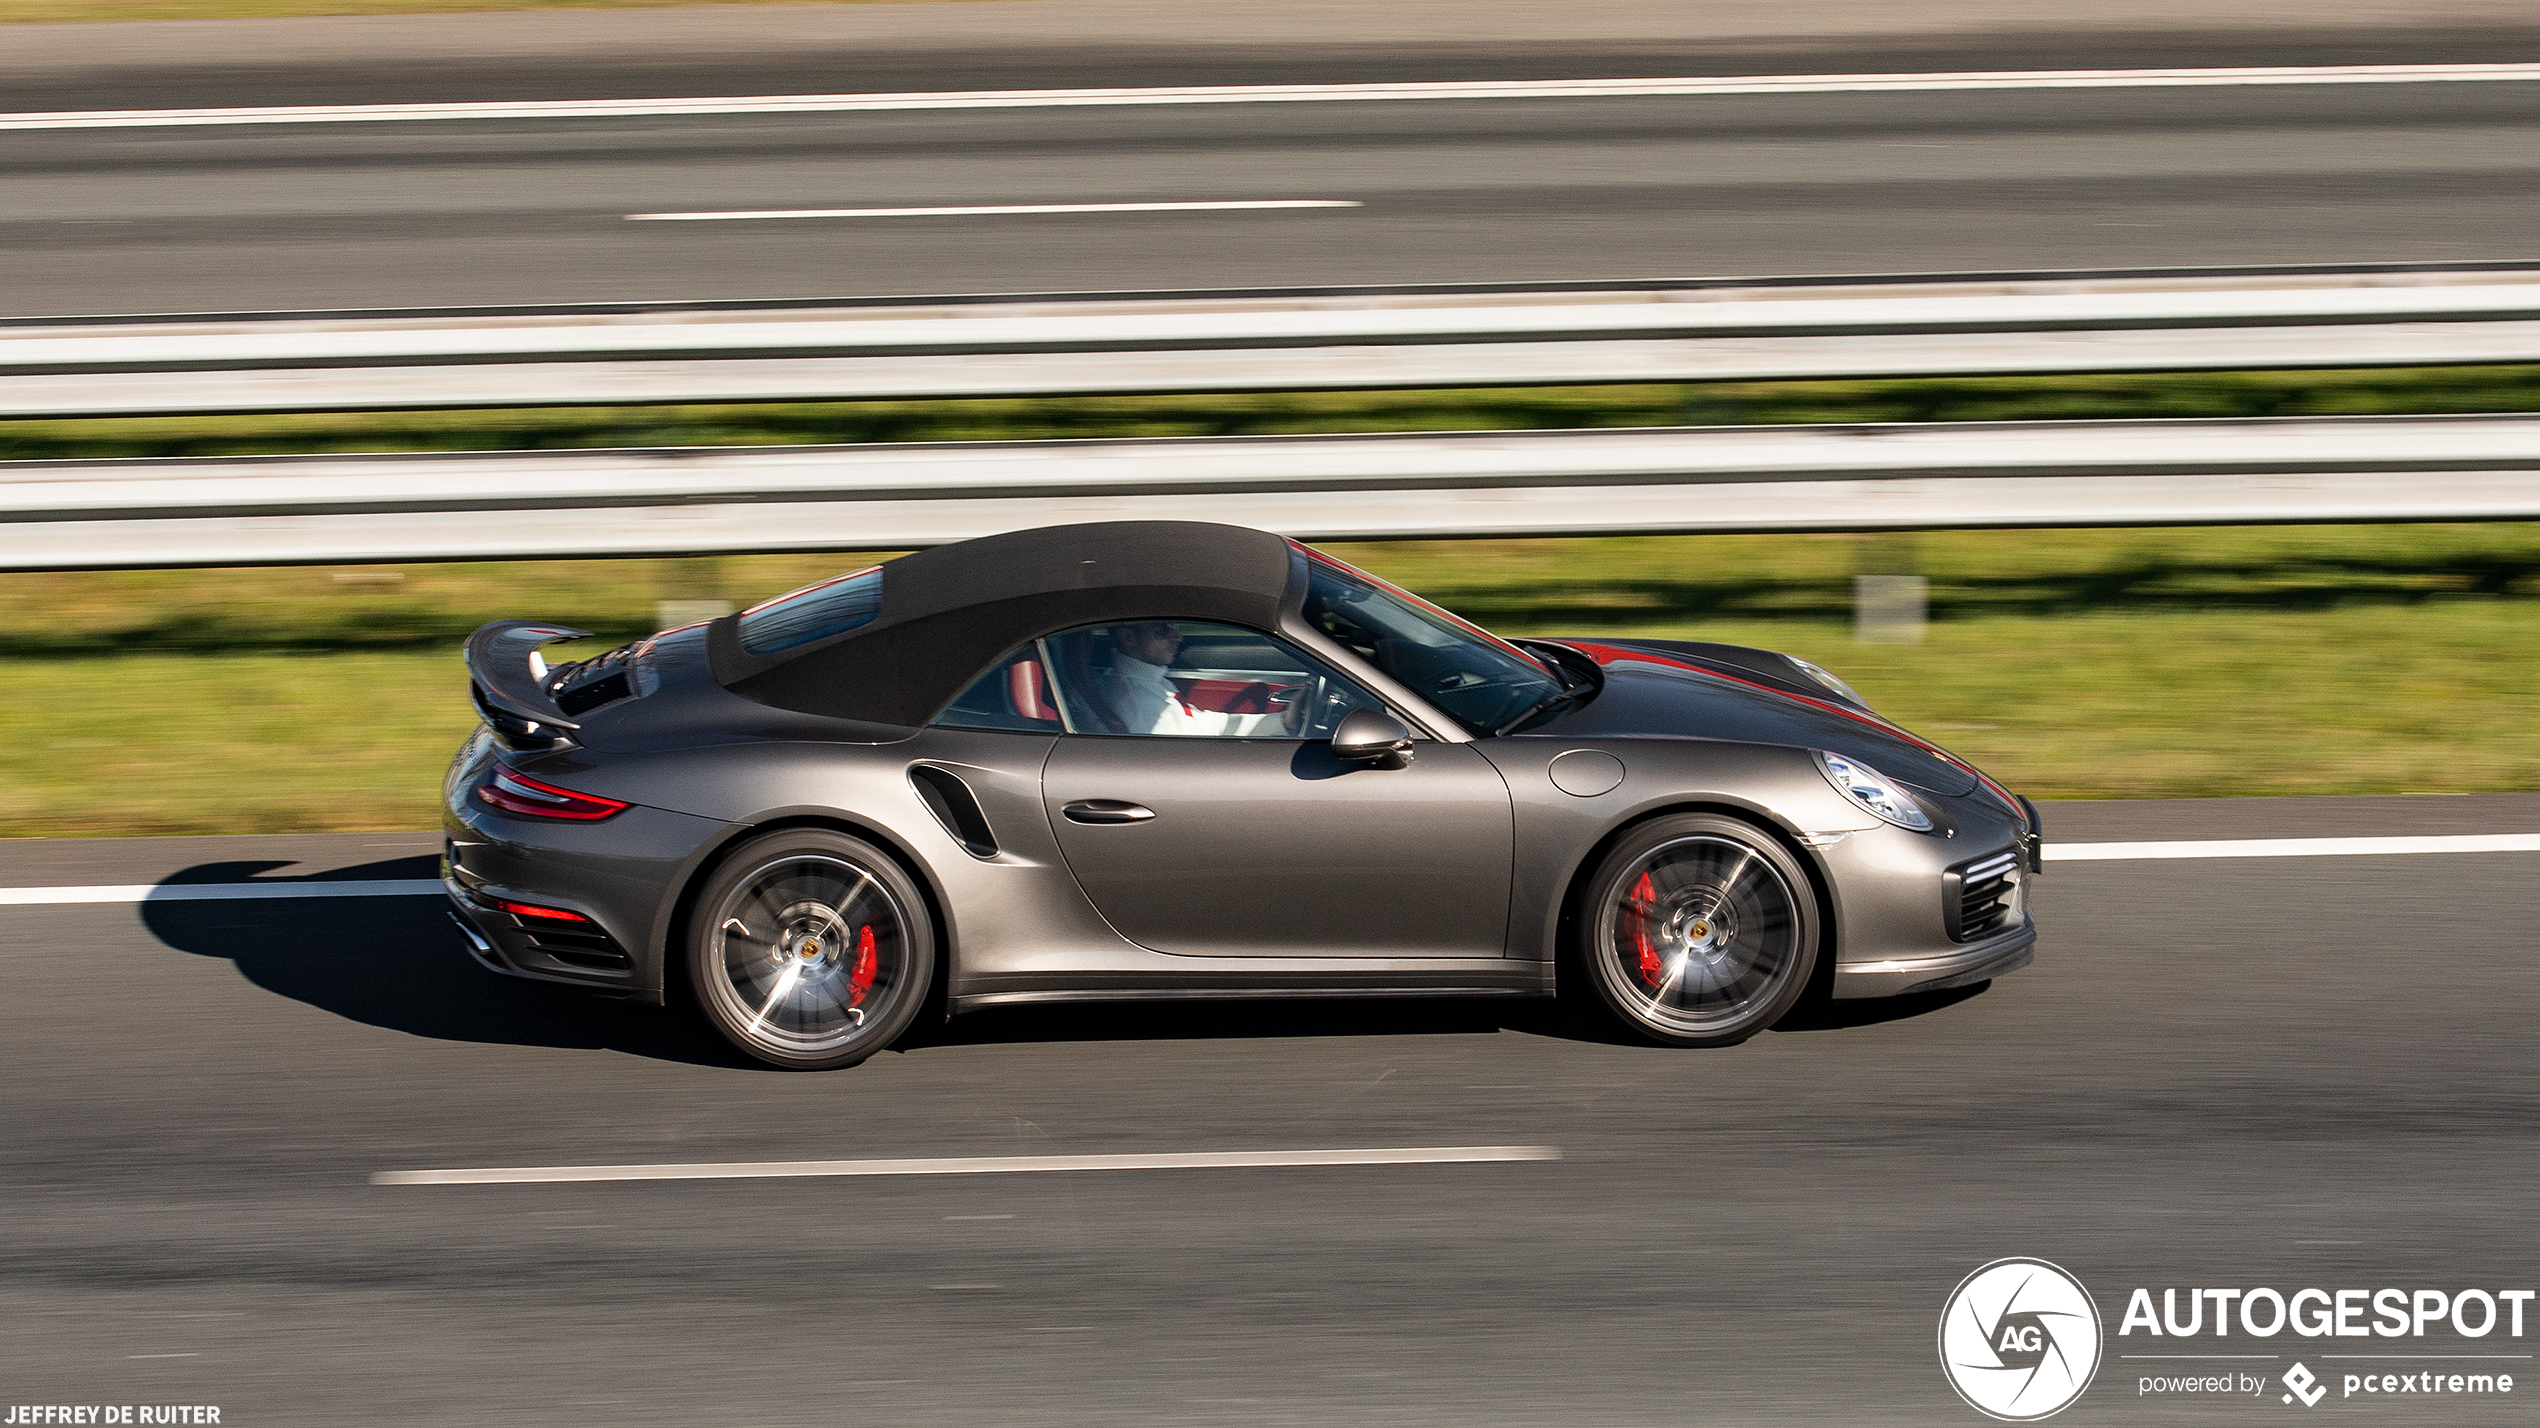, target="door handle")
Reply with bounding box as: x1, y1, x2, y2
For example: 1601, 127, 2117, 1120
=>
1062, 800, 1156, 825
